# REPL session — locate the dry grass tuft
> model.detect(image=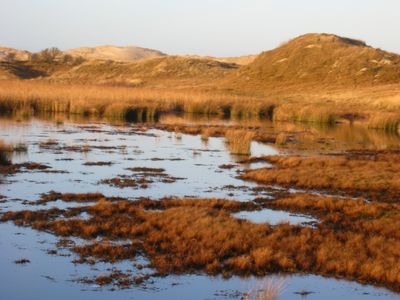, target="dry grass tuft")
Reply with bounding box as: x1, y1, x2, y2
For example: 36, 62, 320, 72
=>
249, 277, 286, 300
0, 140, 12, 166
225, 130, 256, 155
